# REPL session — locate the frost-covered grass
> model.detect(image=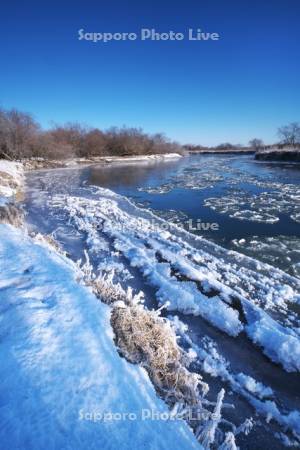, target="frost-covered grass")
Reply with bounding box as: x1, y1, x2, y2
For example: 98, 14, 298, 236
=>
111, 304, 203, 404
